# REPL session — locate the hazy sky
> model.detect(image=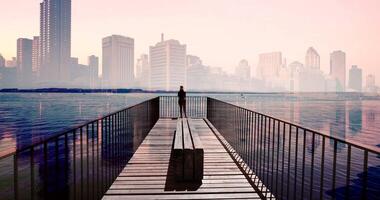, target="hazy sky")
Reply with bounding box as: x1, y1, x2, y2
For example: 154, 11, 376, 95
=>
1, 0, 379, 79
